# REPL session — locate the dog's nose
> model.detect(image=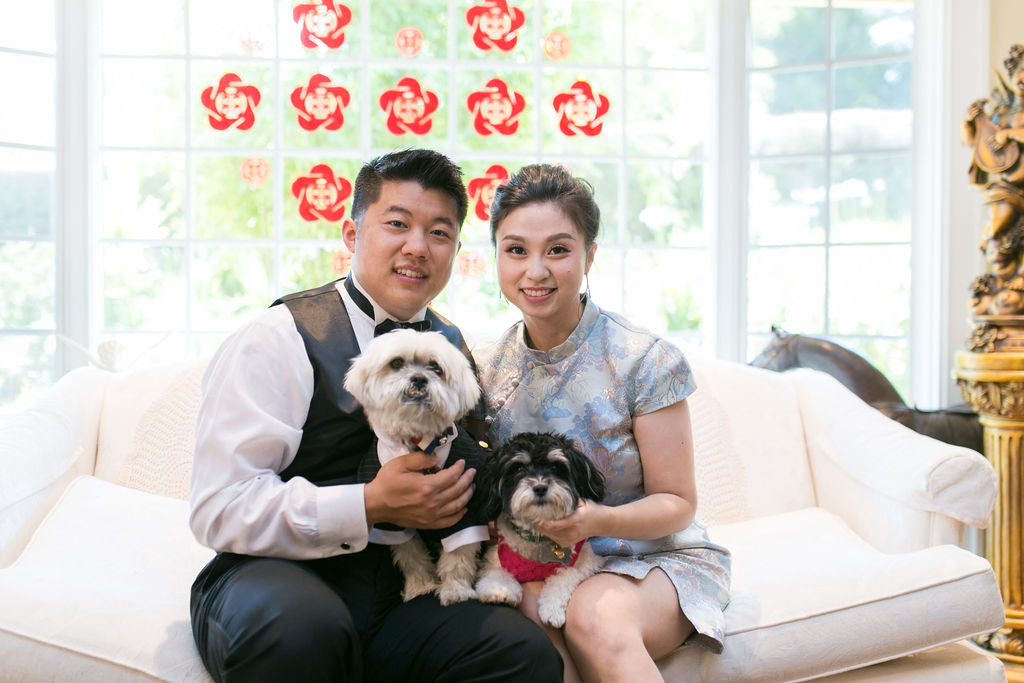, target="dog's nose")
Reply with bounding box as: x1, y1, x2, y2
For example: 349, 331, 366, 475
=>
532, 484, 548, 497
410, 374, 427, 389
